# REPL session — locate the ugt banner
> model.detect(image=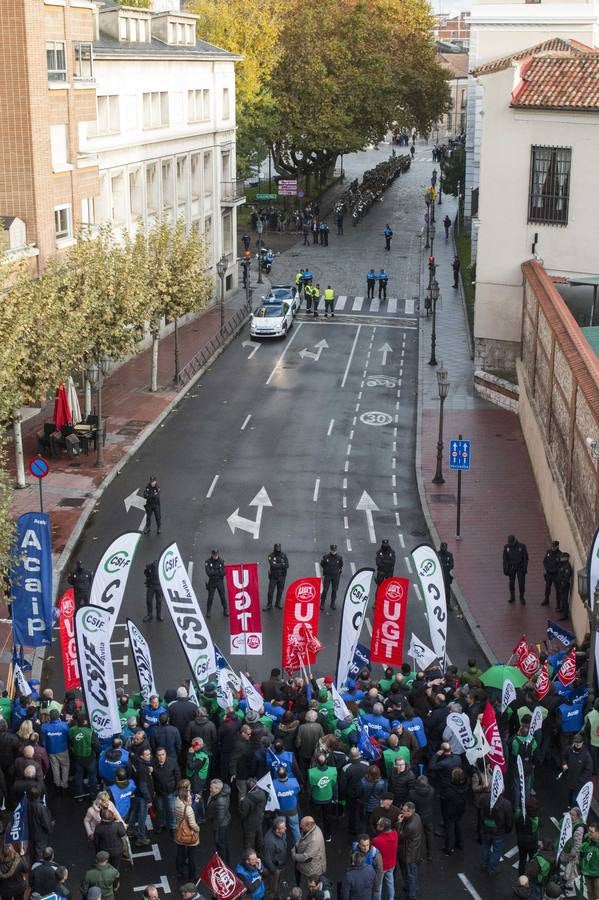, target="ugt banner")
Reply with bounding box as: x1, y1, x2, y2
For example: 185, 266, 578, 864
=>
90, 532, 142, 635
335, 567, 374, 687
159, 542, 216, 686
10, 512, 53, 647
127, 618, 157, 703
281, 578, 321, 671
370, 577, 410, 666
224, 563, 262, 656
59, 588, 80, 691
200, 852, 246, 900
411, 544, 447, 666
75, 606, 121, 739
